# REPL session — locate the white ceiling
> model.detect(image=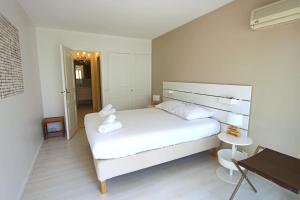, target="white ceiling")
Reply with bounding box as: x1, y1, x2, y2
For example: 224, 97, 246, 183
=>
18, 0, 233, 39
